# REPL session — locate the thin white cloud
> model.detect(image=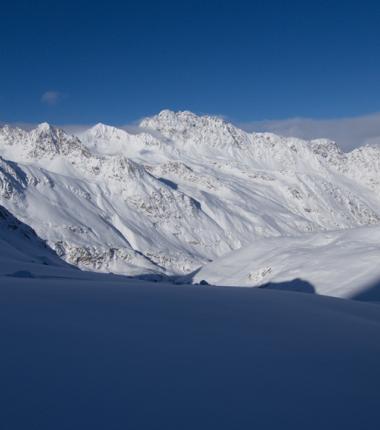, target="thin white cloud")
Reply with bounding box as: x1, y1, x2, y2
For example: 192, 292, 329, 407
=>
41, 90, 65, 106
61, 124, 93, 135
238, 112, 380, 151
